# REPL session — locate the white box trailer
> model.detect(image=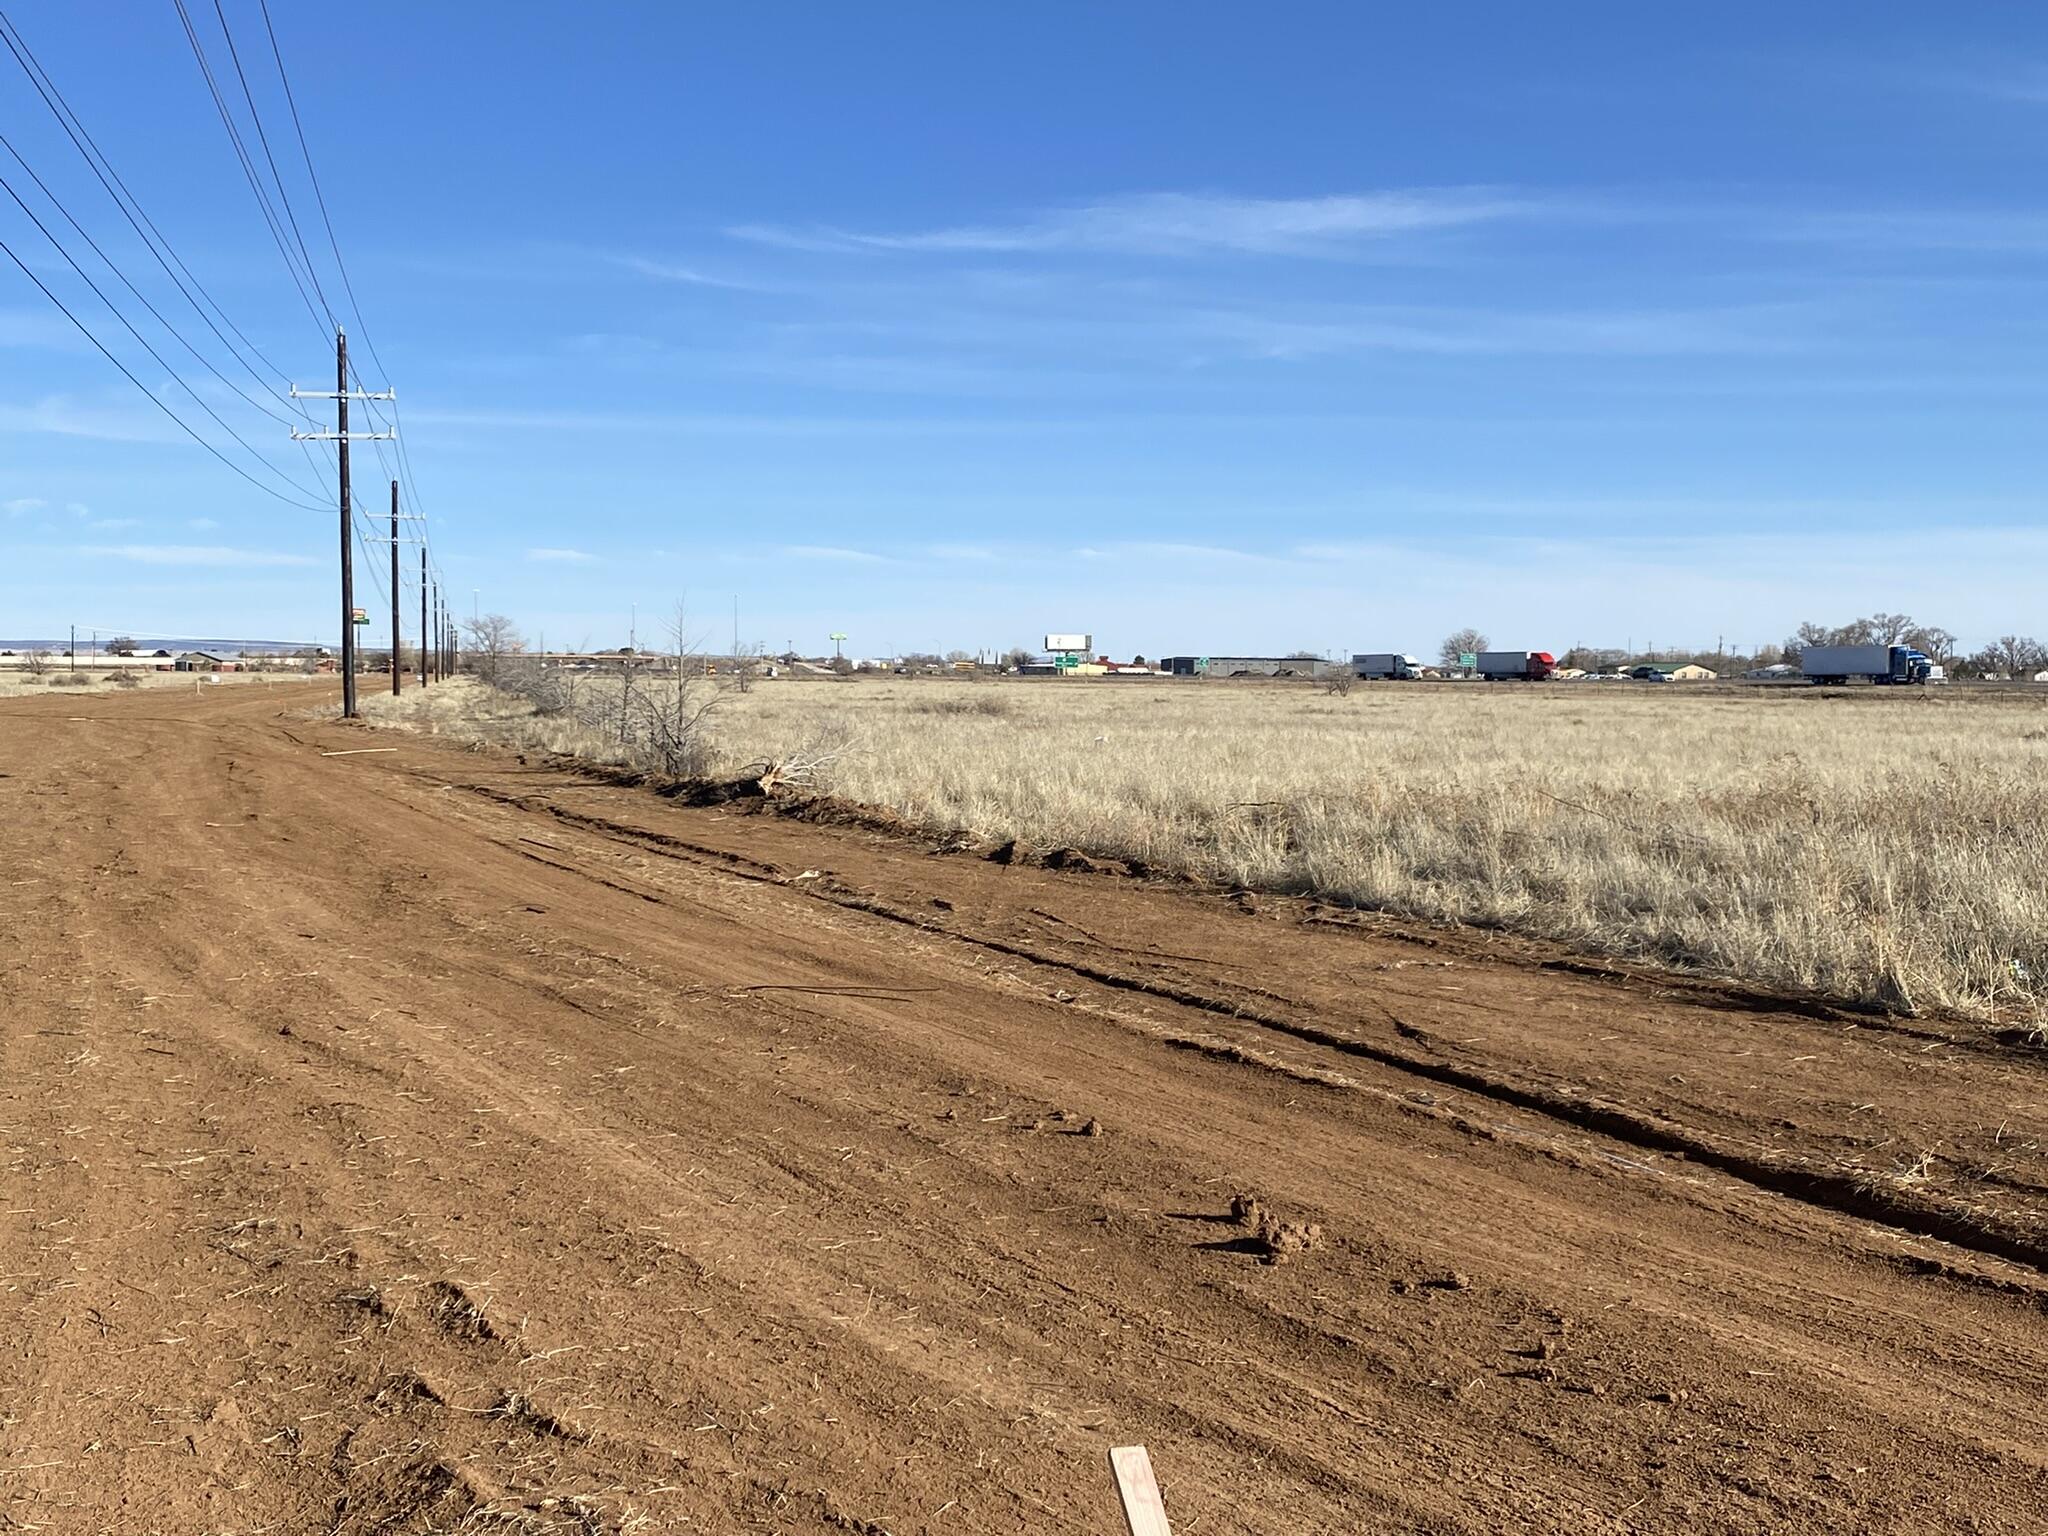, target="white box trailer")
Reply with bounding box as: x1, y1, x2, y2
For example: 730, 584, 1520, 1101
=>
1352, 653, 1421, 679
